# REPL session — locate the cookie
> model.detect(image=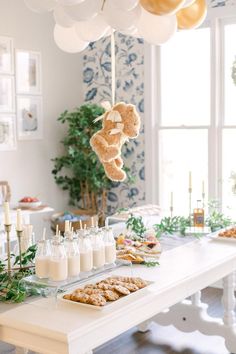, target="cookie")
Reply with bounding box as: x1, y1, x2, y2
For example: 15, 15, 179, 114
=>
73, 292, 91, 304
88, 294, 106, 306
97, 282, 113, 290
113, 285, 130, 296
122, 282, 139, 292
83, 288, 104, 295
63, 294, 71, 300
103, 290, 120, 301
